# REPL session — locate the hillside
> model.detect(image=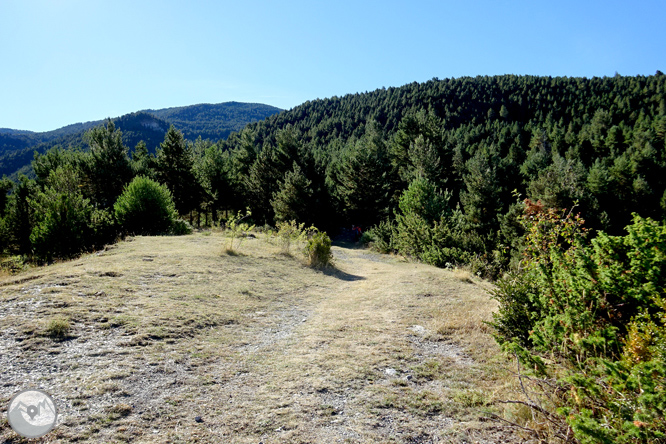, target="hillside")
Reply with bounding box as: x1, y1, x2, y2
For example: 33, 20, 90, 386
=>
0, 102, 282, 178
145, 102, 283, 142
212, 74, 666, 252
0, 232, 523, 443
